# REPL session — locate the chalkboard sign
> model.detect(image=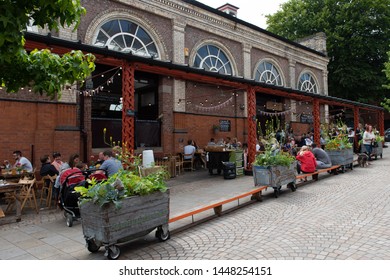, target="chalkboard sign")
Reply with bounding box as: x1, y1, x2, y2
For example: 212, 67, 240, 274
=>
219, 119, 231, 132
300, 114, 313, 123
